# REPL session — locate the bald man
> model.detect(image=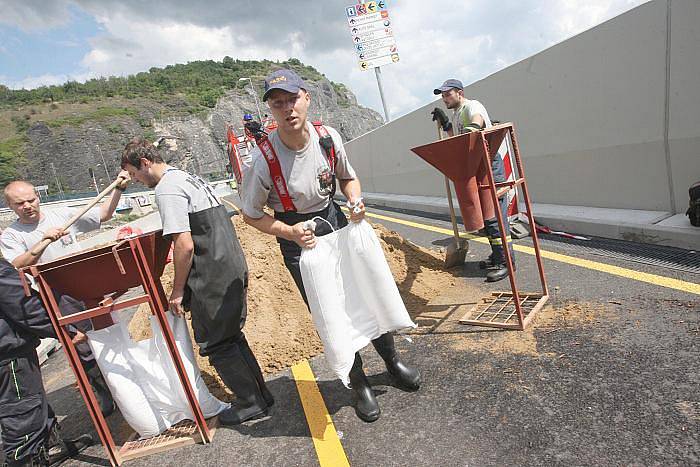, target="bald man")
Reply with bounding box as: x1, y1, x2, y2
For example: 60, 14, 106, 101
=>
1, 175, 129, 268
0, 176, 130, 419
